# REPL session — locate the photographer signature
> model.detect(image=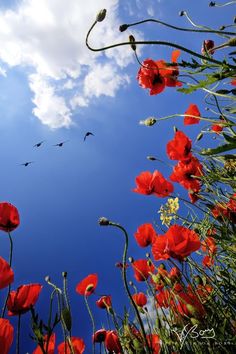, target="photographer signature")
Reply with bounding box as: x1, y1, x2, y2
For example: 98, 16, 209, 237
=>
172, 324, 215, 349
